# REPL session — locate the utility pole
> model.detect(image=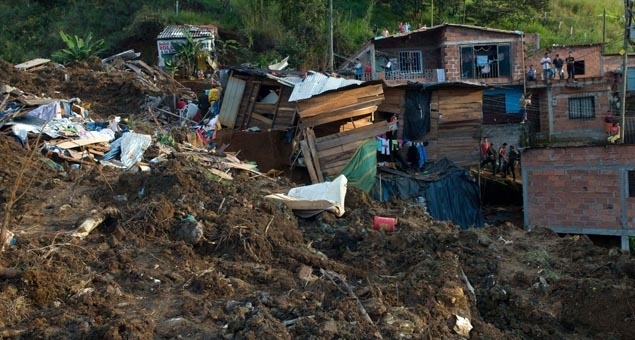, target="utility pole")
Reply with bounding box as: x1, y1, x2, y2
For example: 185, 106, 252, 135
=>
328, 0, 334, 73
176, 0, 179, 16
603, 8, 606, 54
431, 0, 434, 27
622, 0, 633, 142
